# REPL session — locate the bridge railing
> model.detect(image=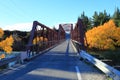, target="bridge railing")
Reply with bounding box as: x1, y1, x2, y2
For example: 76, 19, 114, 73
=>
0, 53, 20, 69
25, 21, 65, 60
0, 21, 66, 68
72, 41, 120, 80
71, 18, 85, 50
71, 19, 120, 80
